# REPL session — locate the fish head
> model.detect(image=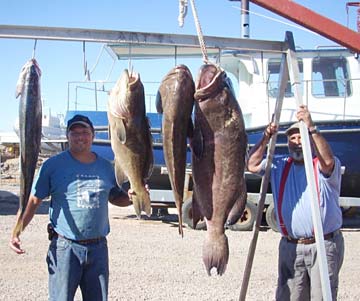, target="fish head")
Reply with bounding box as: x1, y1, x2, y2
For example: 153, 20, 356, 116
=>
156, 64, 194, 114
108, 69, 145, 120
194, 64, 226, 101
15, 59, 42, 99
